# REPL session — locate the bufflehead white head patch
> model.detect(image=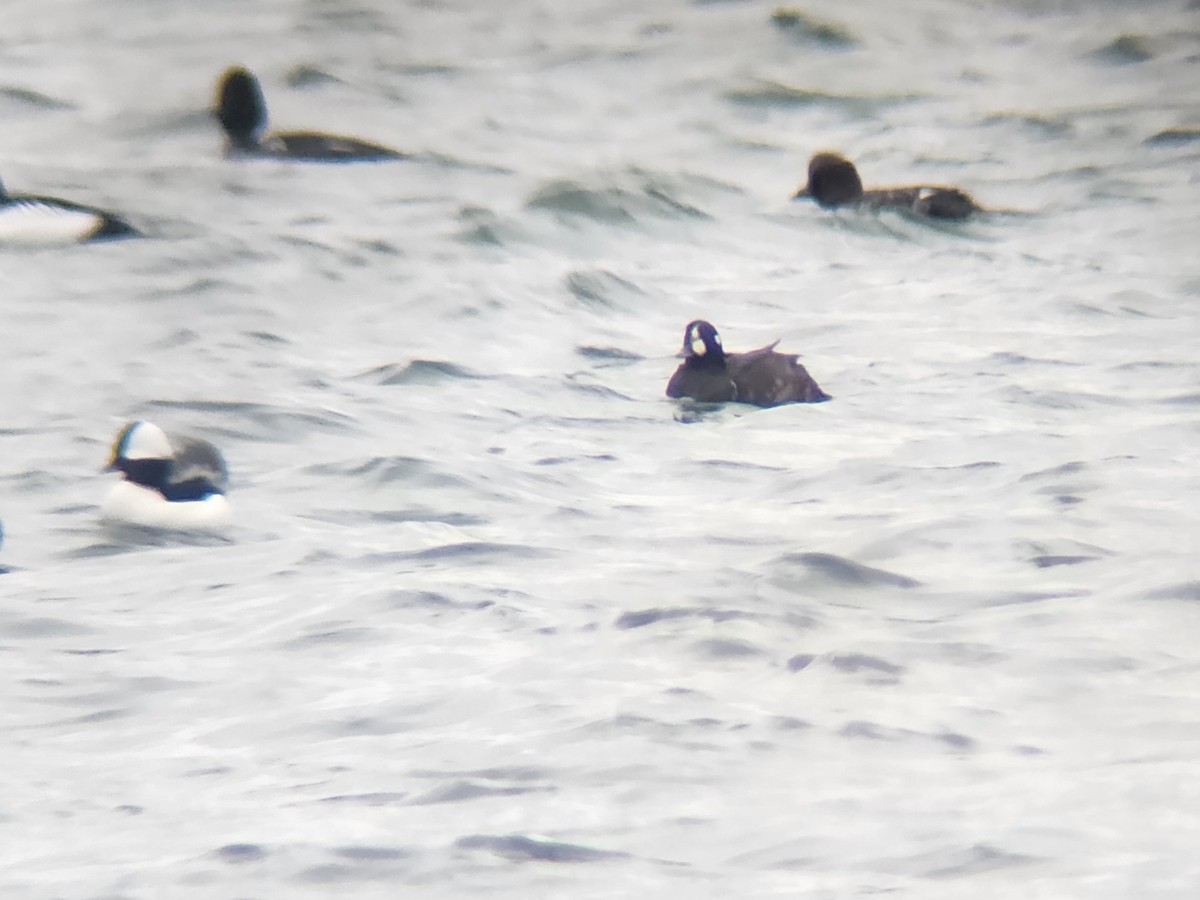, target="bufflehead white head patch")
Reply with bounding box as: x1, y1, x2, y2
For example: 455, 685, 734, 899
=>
110, 420, 173, 464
